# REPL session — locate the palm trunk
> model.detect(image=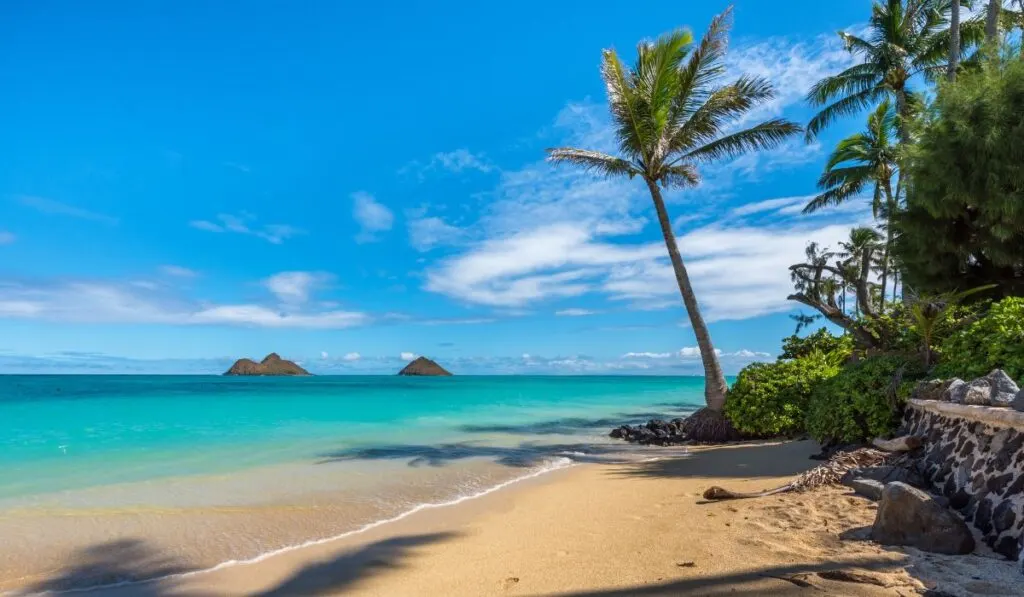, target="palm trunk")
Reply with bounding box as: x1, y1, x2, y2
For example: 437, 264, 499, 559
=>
878, 180, 895, 312
986, 0, 1000, 41
895, 90, 911, 146
646, 179, 728, 411
949, 0, 960, 81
